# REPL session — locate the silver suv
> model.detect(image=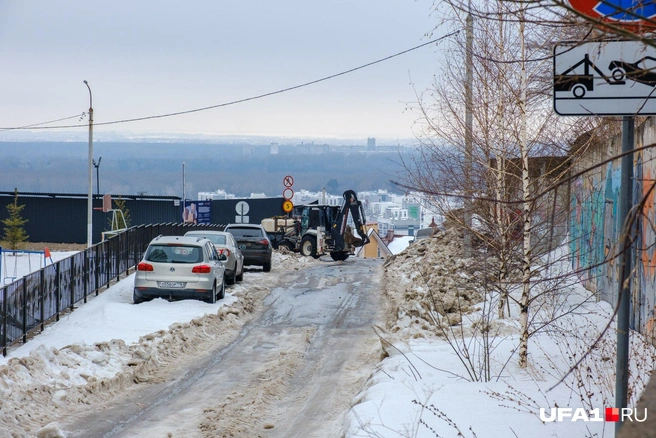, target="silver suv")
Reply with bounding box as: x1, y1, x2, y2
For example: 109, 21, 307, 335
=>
133, 235, 226, 304
184, 230, 244, 285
